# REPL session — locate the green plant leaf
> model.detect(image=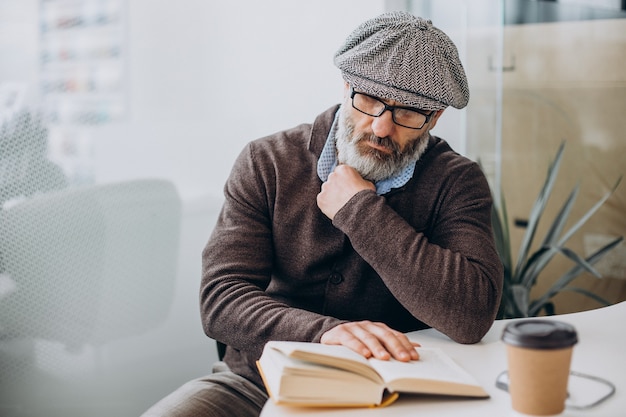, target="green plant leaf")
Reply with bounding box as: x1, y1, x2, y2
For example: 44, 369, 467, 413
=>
523, 244, 603, 288
514, 142, 566, 278
540, 184, 579, 247
529, 236, 623, 316
519, 246, 555, 288
543, 302, 555, 316
524, 177, 622, 289
557, 176, 622, 247
559, 246, 602, 278
492, 141, 622, 319
511, 284, 530, 317
528, 301, 556, 316
560, 287, 612, 307
492, 190, 512, 272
